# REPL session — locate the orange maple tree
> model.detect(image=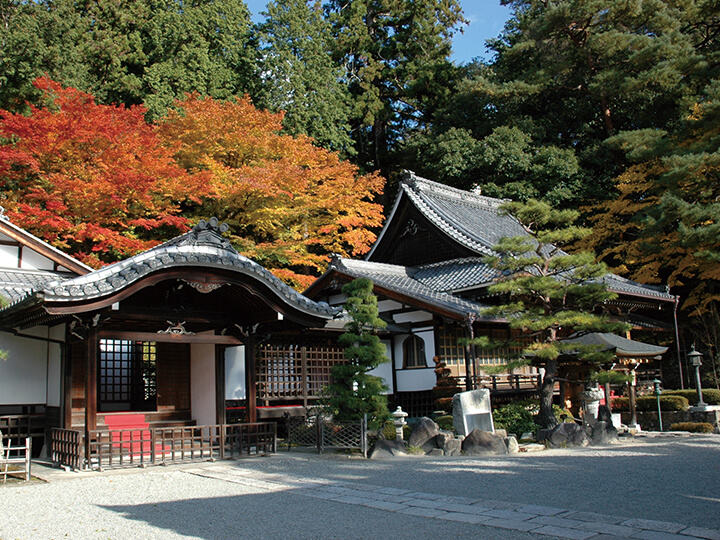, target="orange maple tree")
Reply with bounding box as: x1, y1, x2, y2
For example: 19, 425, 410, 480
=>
157, 94, 385, 288
0, 78, 208, 267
